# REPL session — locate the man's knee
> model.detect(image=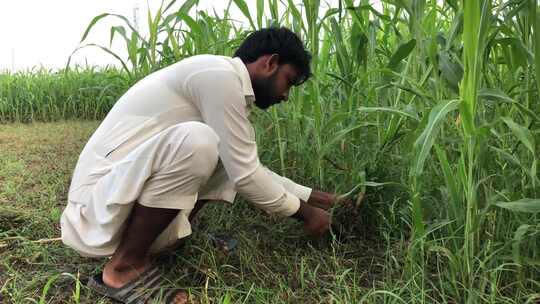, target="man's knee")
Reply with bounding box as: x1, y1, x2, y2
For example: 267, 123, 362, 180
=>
178, 122, 219, 177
